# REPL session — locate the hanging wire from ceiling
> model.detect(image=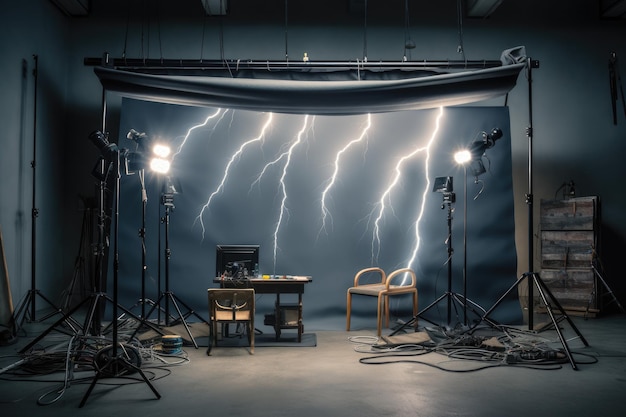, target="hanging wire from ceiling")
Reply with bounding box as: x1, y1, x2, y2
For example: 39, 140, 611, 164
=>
121, 0, 164, 62
403, 0, 416, 61
362, 0, 368, 62
201, 13, 208, 62
219, 15, 225, 61
200, 0, 227, 62
456, 0, 467, 62
284, 0, 289, 61
155, 0, 163, 61
122, 2, 131, 59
